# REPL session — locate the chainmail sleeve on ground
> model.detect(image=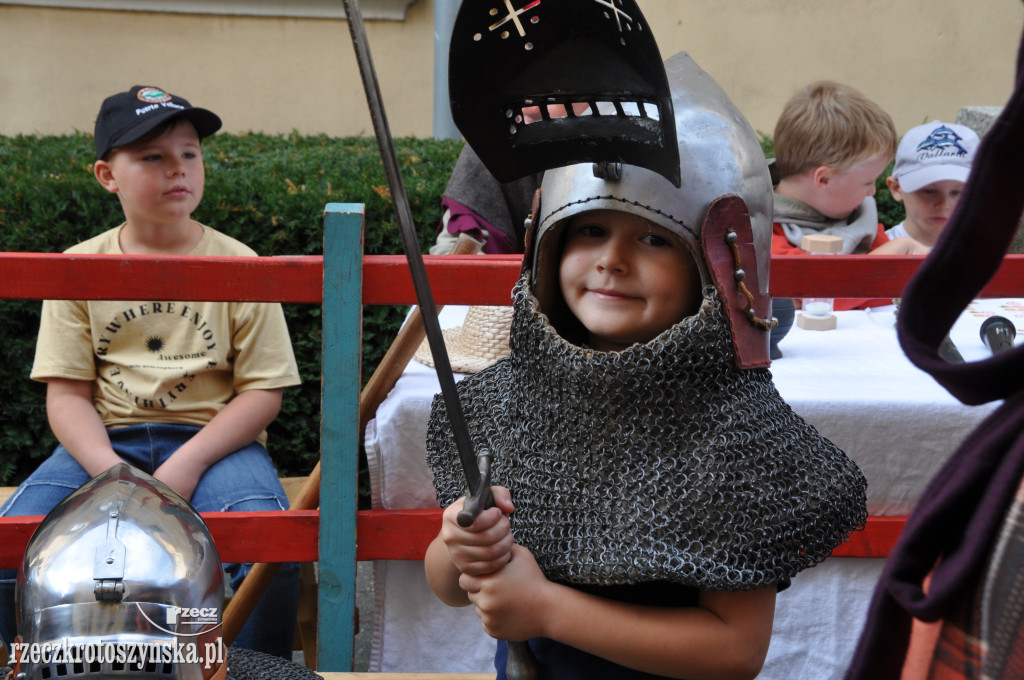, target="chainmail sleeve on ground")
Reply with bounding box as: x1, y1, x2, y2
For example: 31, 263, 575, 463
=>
426, 277, 867, 593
